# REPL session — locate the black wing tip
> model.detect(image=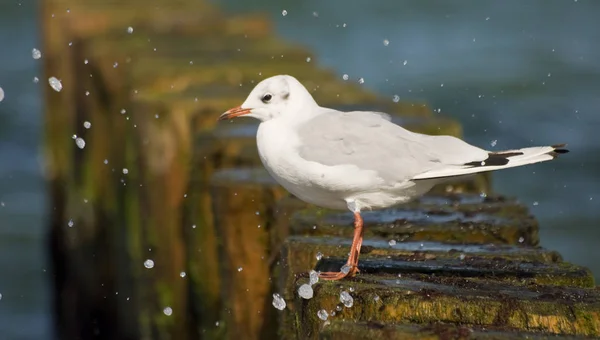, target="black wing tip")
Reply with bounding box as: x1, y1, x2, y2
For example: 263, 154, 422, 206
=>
464, 151, 523, 167
551, 143, 569, 157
